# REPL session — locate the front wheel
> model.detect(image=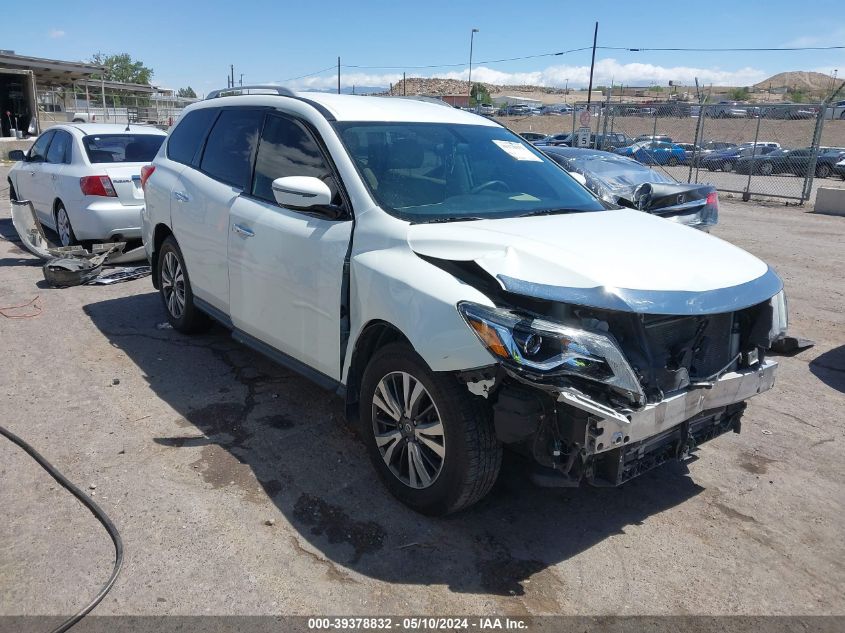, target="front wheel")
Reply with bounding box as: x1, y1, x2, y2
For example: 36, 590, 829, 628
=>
360, 343, 501, 515
667, 156, 679, 166
816, 164, 832, 178
722, 161, 734, 172
157, 236, 209, 333
759, 162, 774, 176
